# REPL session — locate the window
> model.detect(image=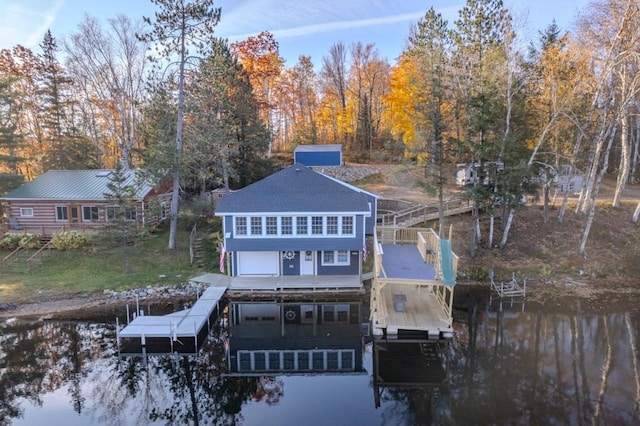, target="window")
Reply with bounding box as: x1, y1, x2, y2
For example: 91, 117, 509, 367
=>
296, 216, 308, 235
106, 206, 136, 221
55, 206, 67, 221
281, 217, 293, 235
235, 217, 247, 235
250, 217, 262, 235
311, 216, 323, 235
322, 250, 350, 266
82, 206, 99, 221
124, 207, 137, 221
20, 207, 34, 217
327, 216, 338, 234
341, 216, 353, 235
266, 216, 278, 235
